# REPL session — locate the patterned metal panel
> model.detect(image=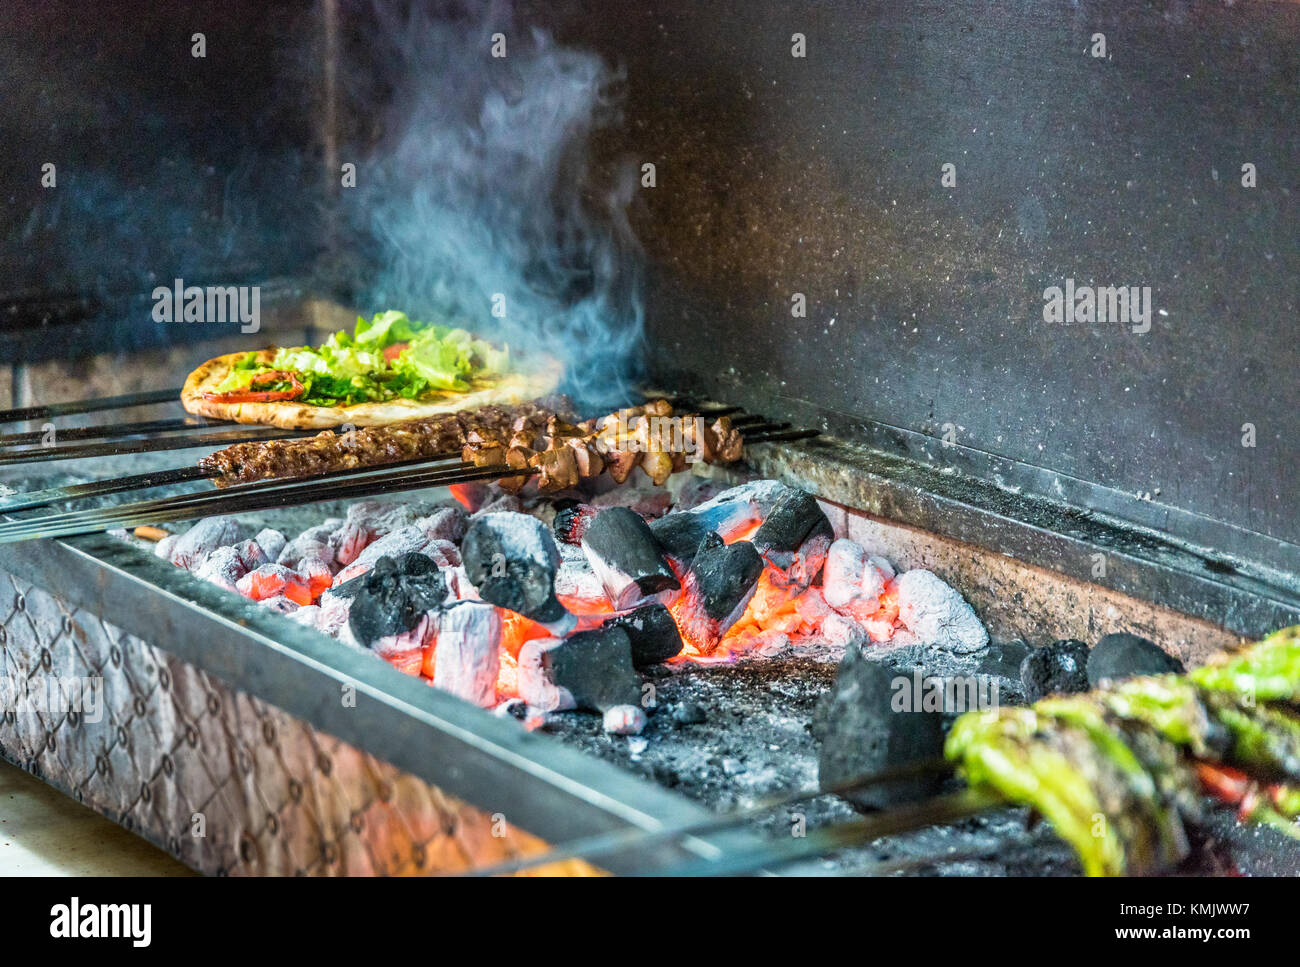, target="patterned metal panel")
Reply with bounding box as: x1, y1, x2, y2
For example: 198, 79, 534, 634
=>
0, 569, 596, 876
